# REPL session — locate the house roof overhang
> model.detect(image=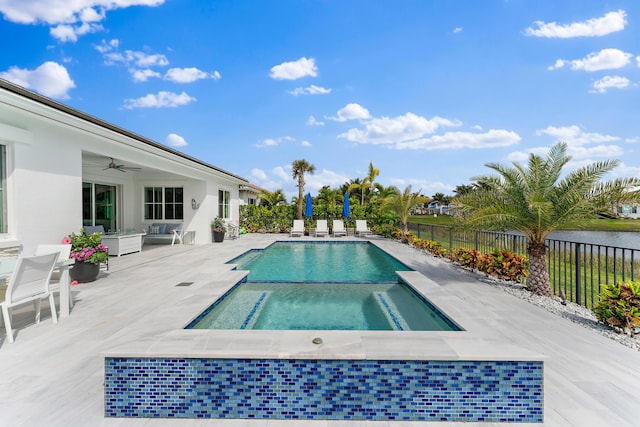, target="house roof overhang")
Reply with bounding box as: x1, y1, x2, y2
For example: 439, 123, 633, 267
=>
0, 78, 248, 184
